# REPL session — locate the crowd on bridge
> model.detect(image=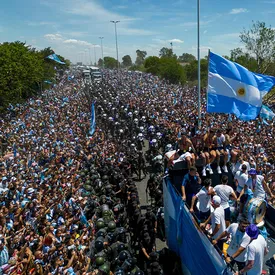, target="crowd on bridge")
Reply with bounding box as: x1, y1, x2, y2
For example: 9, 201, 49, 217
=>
0, 68, 274, 275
